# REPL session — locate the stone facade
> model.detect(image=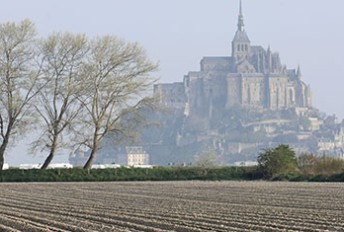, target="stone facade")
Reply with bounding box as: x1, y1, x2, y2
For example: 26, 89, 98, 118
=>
155, 1, 312, 116
125, 146, 150, 166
